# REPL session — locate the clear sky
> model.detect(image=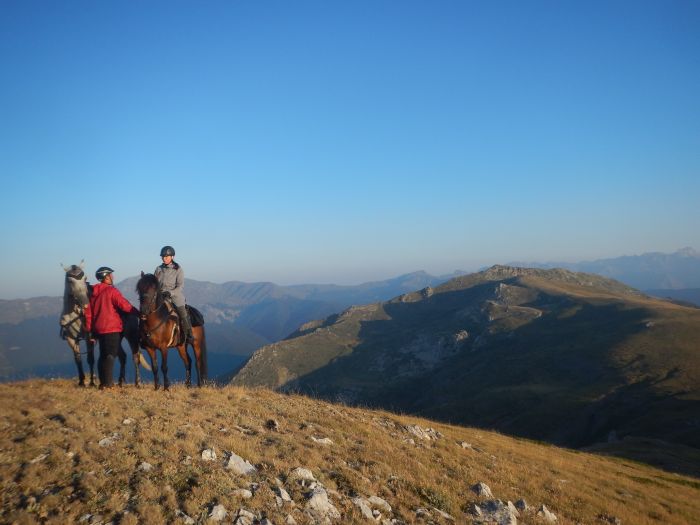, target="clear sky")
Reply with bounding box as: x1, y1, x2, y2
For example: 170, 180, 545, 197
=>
1, 1, 699, 299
